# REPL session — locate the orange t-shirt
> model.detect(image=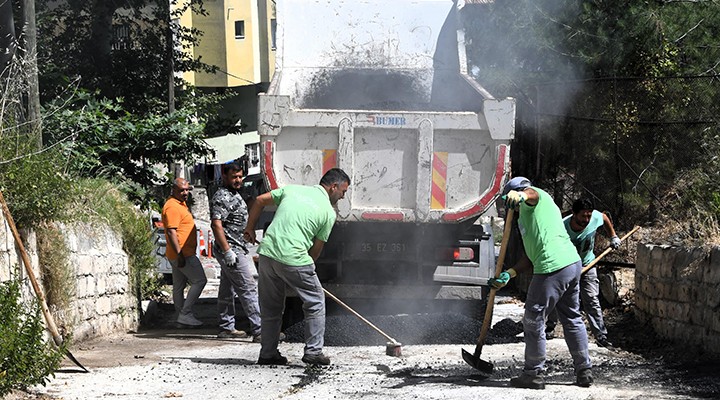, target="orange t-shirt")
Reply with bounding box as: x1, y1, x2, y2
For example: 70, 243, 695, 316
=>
161, 197, 197, 260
